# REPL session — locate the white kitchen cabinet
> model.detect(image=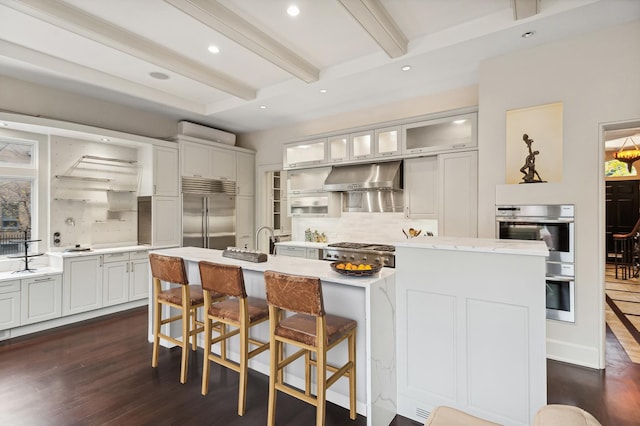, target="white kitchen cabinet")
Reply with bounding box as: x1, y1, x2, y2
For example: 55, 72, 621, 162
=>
210, 146, 236, 181
129, 250, 150, 300
103, 252, 130, 307
404, 156, 438, 219
180, 140, 211, 178
276, 244, 324, 260
236, 151, 255, 196
21, 275, 62, 325
402, 112, 477, 155
0, 280, 21, 330
375, 126, 402, 157
63, 255, 103, 315
236, 196, 255, 250
153, 145, 179, 196
438, 151, 478, 237
287, 167, 332, 194
283, 139, 327, 169
152, 196, 181, 248
328, 134, 350, 163
349, 130, 374, 160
